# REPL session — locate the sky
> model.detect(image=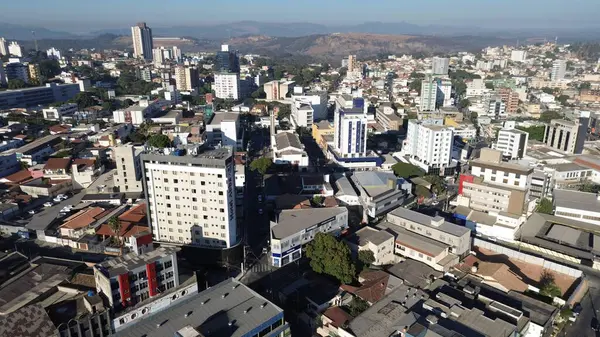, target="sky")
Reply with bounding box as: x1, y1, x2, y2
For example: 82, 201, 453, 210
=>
1, 0, 599, 32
